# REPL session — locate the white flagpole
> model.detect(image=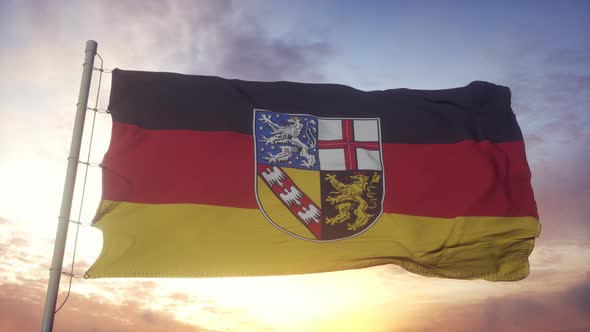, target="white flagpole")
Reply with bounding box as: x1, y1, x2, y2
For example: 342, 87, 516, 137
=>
41, 40, 98, 332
